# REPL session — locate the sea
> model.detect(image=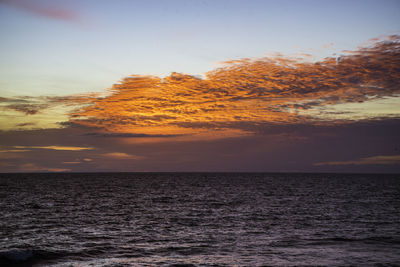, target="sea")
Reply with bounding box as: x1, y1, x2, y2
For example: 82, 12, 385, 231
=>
0, 173, 399, 267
